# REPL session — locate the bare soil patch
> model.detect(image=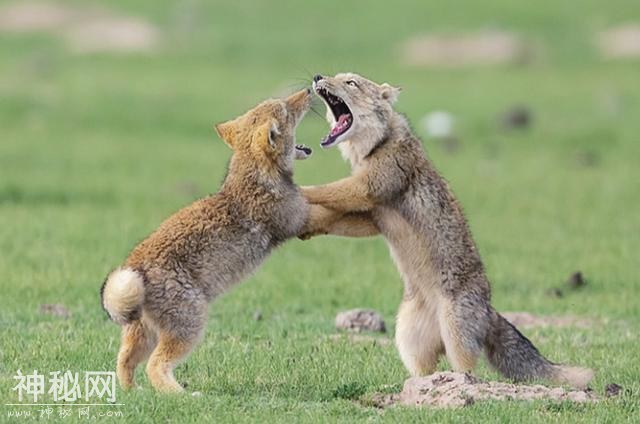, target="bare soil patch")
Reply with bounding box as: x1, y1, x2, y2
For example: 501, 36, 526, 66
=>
64, 17, 158, 54
368, 372, 597, 409
597, 25, 640, 59
0, 1, 158, 53
401, 31, 530, 67
0, 2, 73, 32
